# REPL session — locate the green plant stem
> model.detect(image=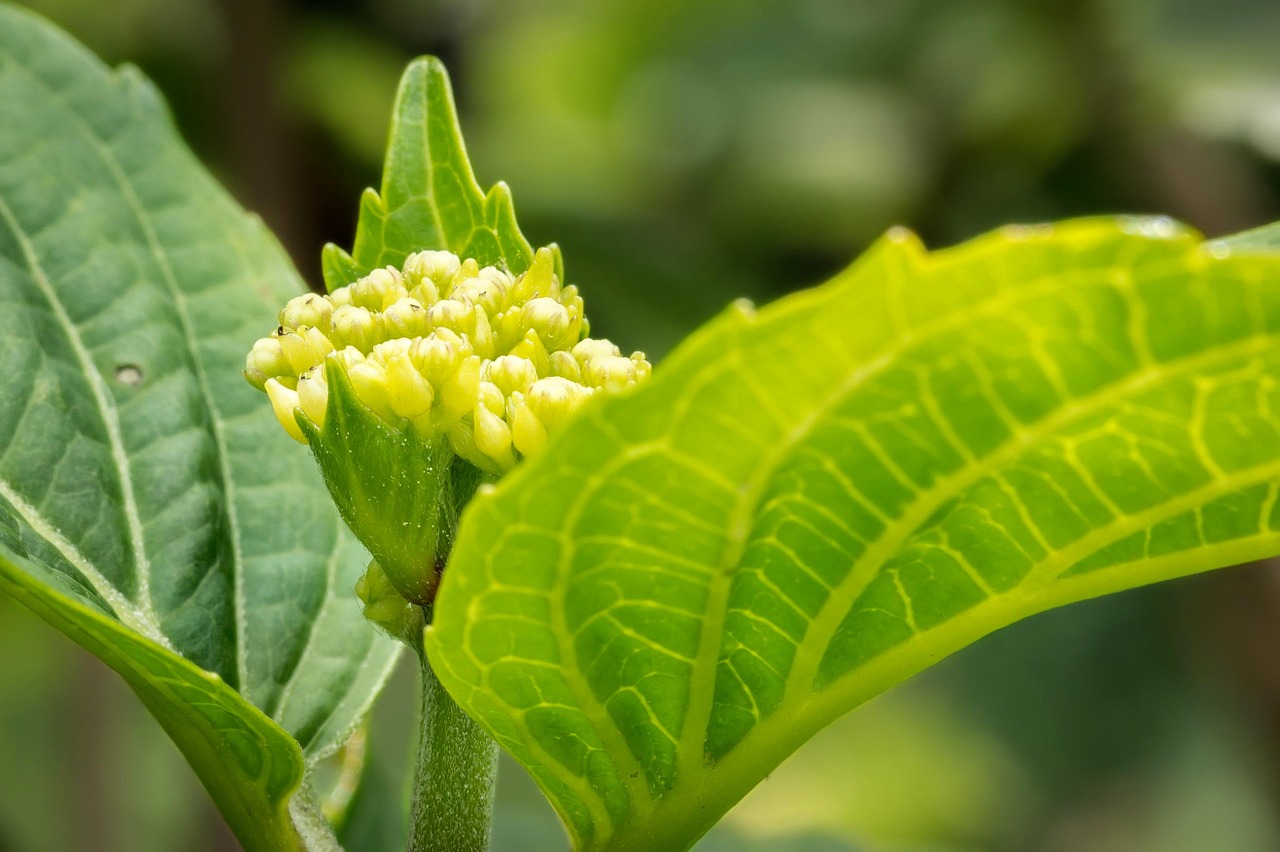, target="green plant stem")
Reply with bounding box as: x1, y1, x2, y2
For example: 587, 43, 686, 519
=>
408, 646, 498, 852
